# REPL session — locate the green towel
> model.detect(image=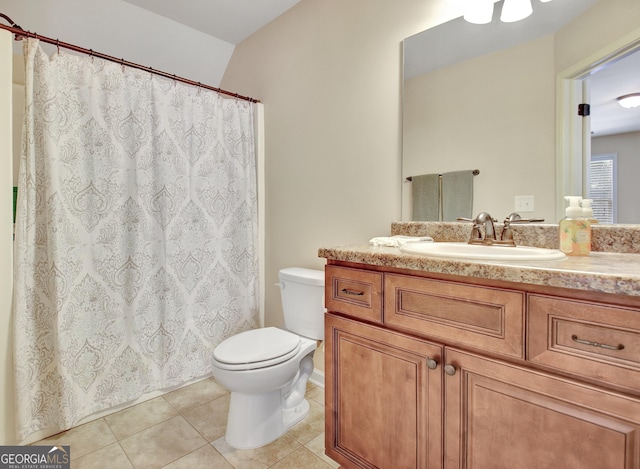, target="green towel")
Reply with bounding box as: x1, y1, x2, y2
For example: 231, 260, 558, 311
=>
411, 174, 440, 221
442, 170, 474, 221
